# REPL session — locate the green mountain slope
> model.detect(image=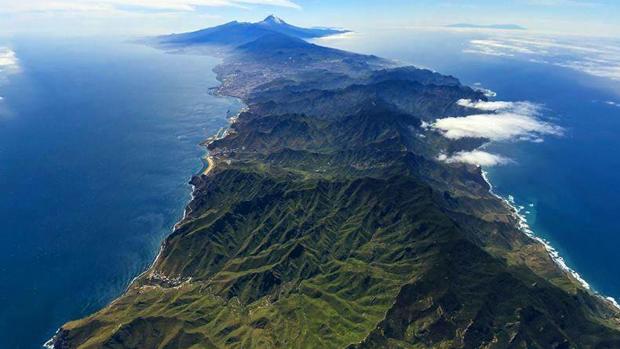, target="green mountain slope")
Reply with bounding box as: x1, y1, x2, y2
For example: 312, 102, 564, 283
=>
51, 18, 620, 349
